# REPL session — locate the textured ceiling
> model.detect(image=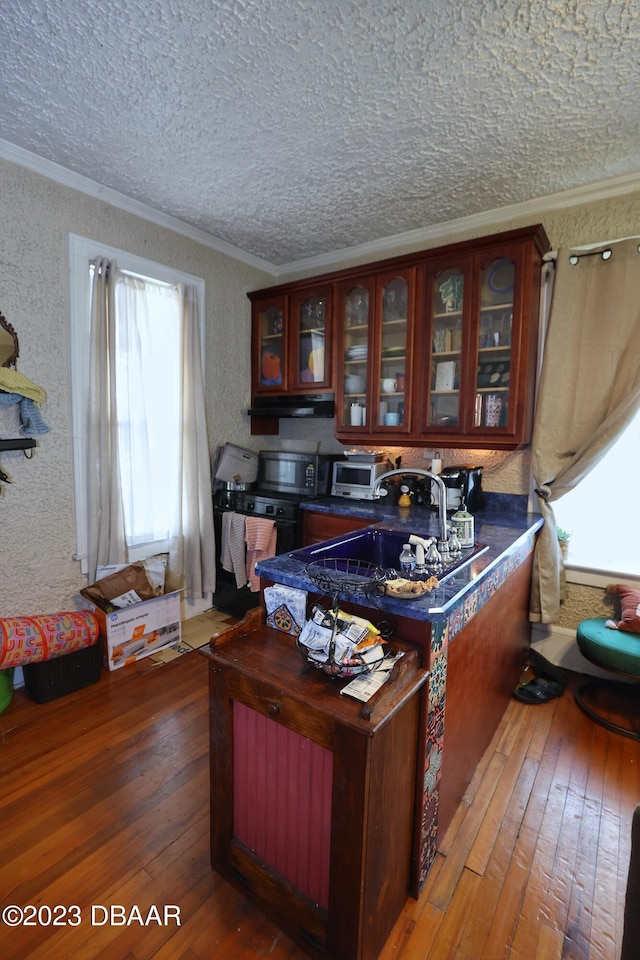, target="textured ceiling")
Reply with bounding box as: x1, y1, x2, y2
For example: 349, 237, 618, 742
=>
2, 0, 639, 266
